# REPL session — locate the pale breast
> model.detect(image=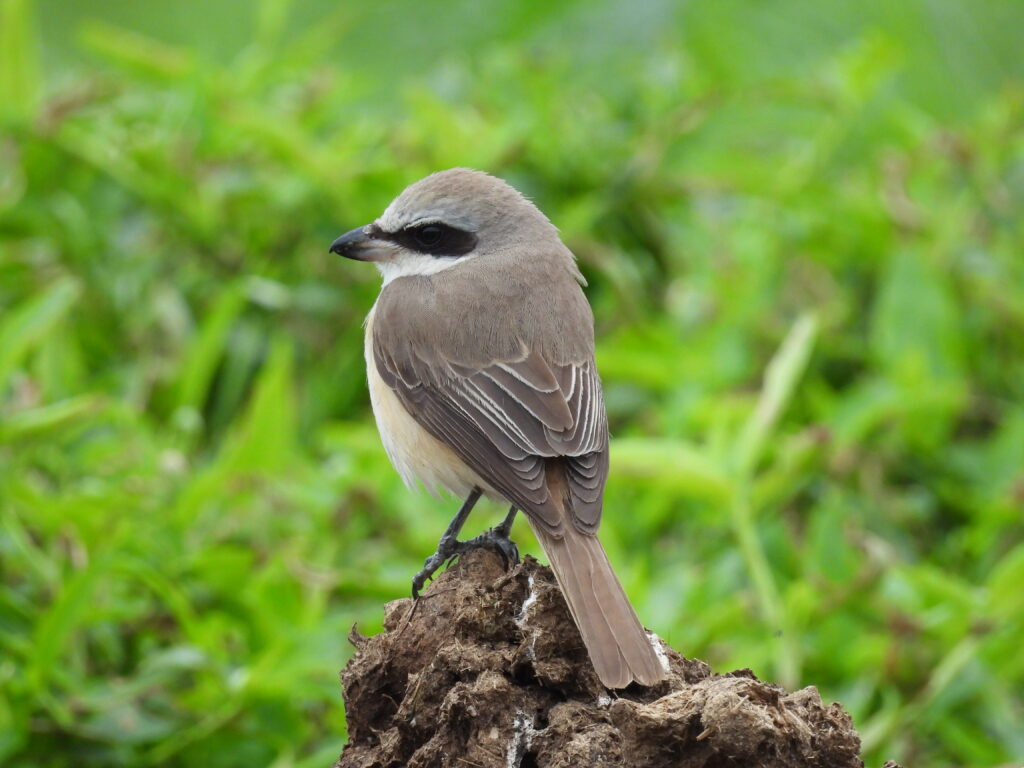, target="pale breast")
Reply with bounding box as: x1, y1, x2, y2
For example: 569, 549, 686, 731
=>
364, 304, 493, 500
